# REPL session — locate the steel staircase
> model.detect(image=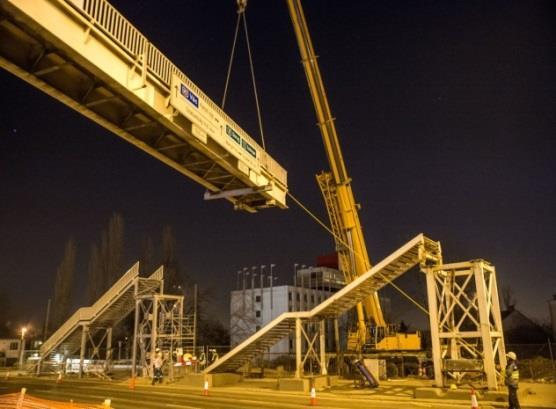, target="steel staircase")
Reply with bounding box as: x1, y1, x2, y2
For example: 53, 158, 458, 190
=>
205, 234, 442, 373
39, 263, 163, 360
